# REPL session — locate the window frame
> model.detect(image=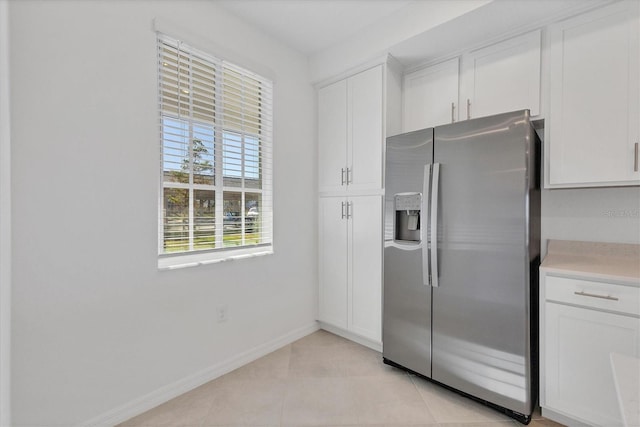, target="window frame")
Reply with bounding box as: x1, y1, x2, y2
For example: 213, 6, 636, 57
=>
157, 34, 273, 269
